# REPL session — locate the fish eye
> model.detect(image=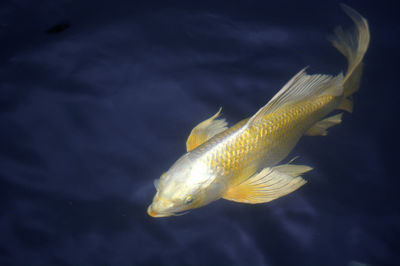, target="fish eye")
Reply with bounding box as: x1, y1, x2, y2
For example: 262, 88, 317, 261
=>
184, 195, 194, 205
